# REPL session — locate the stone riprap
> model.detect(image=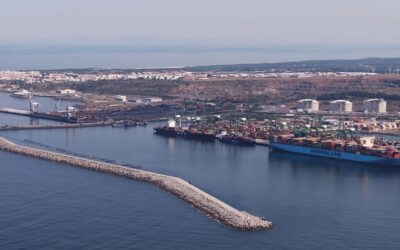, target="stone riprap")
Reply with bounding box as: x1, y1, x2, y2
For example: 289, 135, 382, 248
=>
0, 136, 273, 231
